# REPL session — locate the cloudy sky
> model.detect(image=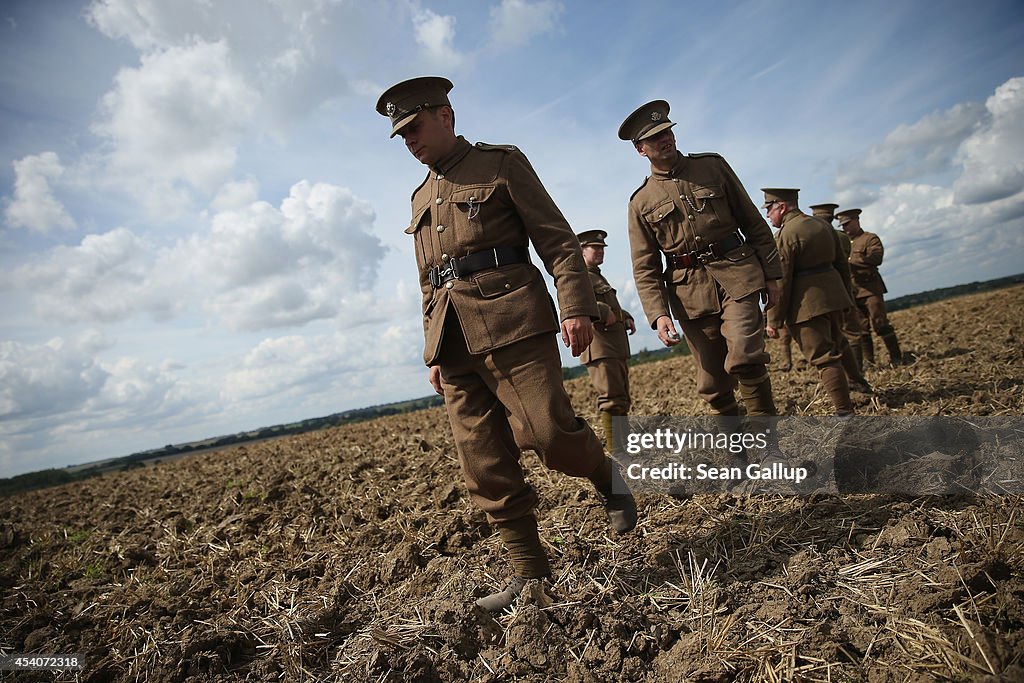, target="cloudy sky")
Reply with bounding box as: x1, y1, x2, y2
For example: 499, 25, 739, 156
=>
2, 0, 1022, 478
